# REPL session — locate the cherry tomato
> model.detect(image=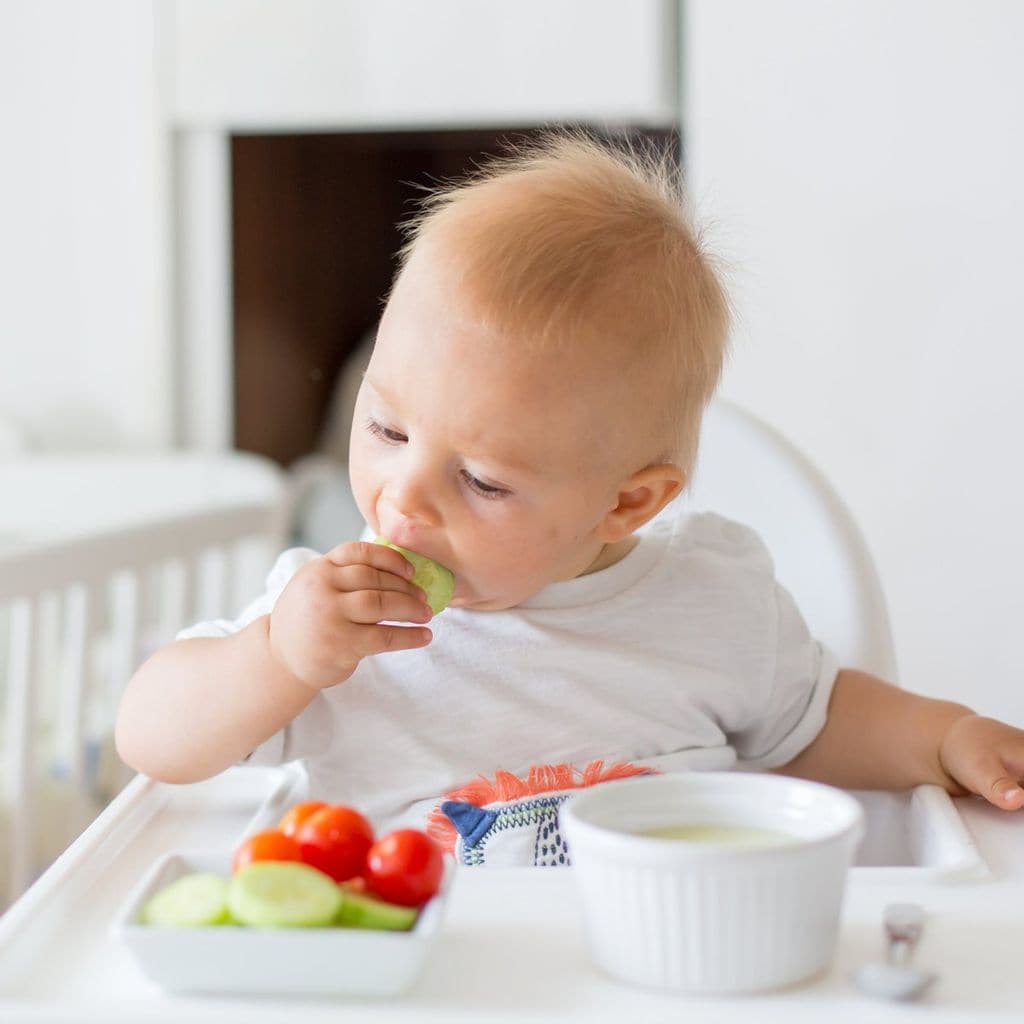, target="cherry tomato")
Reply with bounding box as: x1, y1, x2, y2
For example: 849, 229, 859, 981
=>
295, 805, 375, 882
364, 829, 443, 907
232, 829, 302, 873
277, 800, 328, 838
